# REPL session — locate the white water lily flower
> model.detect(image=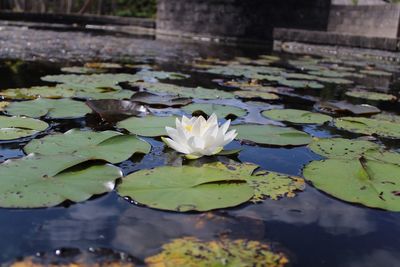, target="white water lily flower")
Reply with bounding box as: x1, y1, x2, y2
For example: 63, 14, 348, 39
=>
162, 113, 237, 159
